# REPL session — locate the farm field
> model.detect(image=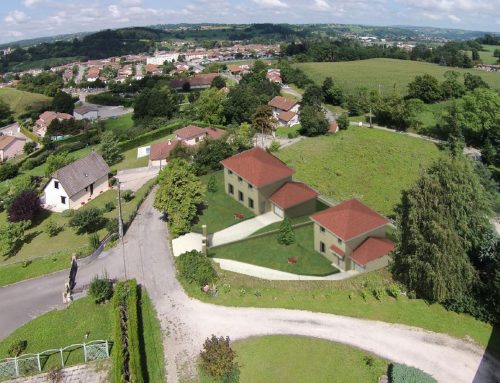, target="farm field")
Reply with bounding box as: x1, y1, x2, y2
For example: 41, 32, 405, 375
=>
276, 126, 442, 215
0, 88, 52, 116
295, 58, 500, 95
478, 45, 499, 65
232, 336, 387, 383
